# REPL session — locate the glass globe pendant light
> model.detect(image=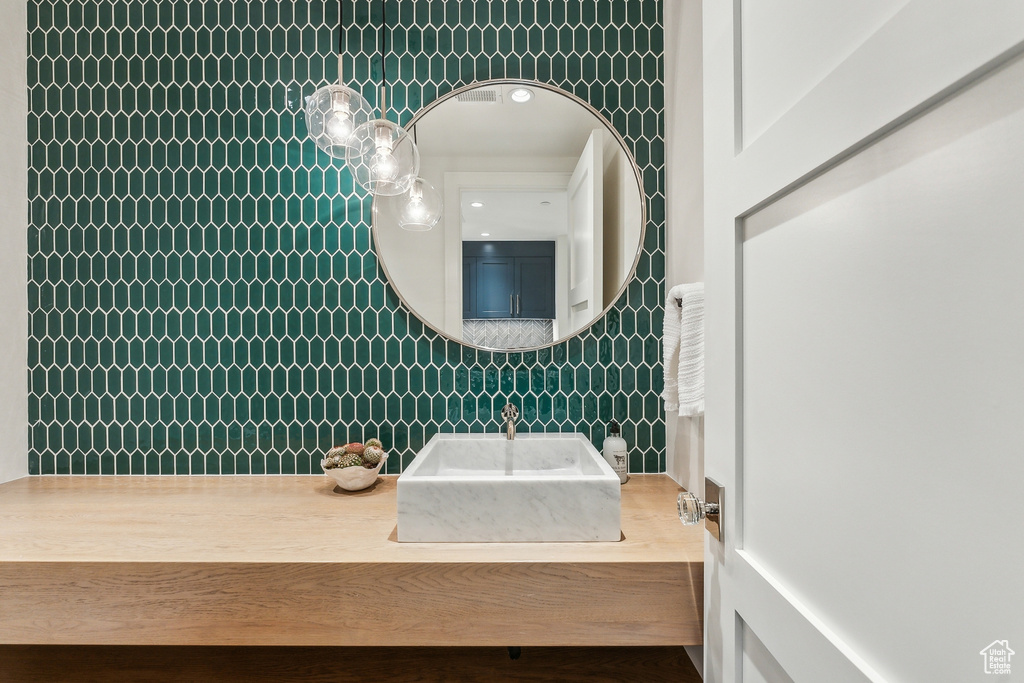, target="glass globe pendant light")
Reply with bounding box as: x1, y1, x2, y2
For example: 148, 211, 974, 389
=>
346, 88, 419, 196
398, 177, 443, 230
375, 173, 443, 232
305, 81, 373, 158
345, 0, 419, 196
304, 5, 372, 158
